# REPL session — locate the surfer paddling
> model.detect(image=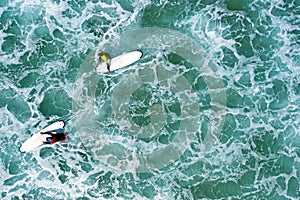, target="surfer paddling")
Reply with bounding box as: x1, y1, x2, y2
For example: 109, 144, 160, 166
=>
20, 120, 66, 152
40, 121, 66, 145
98, 50, 111, 72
